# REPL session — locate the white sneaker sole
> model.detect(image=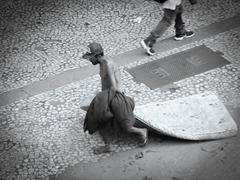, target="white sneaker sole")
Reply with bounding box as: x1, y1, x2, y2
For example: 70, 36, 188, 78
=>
140, 40, 149, 50
174, 33, 195, 41
140, 40, 155, 56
